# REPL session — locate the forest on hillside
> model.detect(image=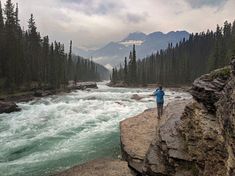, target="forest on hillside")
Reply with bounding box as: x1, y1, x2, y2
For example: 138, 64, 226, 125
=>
111, 20, 235, 86
0, 0, 109, 93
